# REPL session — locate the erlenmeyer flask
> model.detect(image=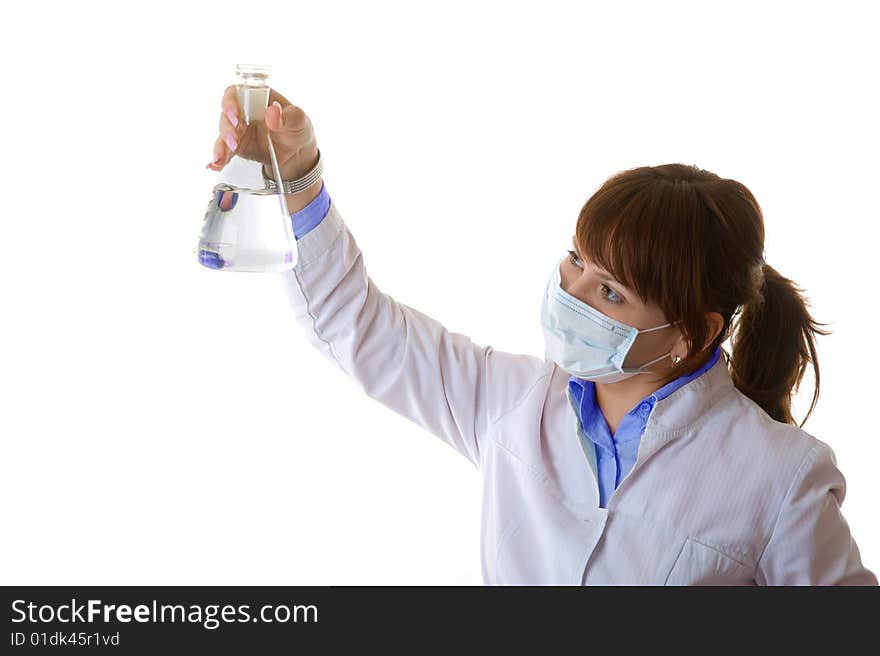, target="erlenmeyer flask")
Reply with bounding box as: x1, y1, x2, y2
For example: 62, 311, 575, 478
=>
197, 63, 297, 272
